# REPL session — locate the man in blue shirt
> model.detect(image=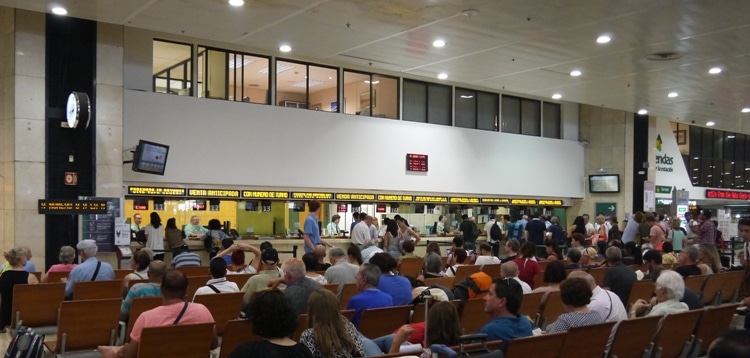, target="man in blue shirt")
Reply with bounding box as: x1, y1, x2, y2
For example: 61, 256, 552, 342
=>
347, 263, 393, 327
65, 239, 115, 299
303, 200, 331, 253
479, 277, 533, 352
